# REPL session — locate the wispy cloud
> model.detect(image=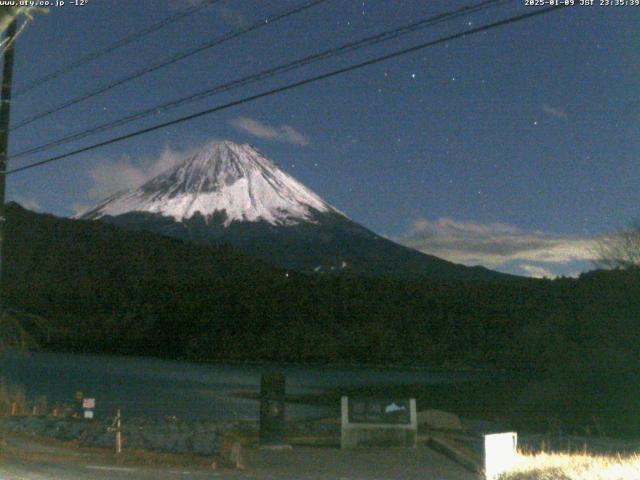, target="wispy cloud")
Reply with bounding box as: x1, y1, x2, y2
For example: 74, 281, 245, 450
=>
230, 117, 310, 147
397, 218, 598, 278
9, 194, 42, 212
85, 144, 201, 202
71, 202, 90, 216
87, 159, 147, 200
520, 264, 556, 279
542, 103, 568, 121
